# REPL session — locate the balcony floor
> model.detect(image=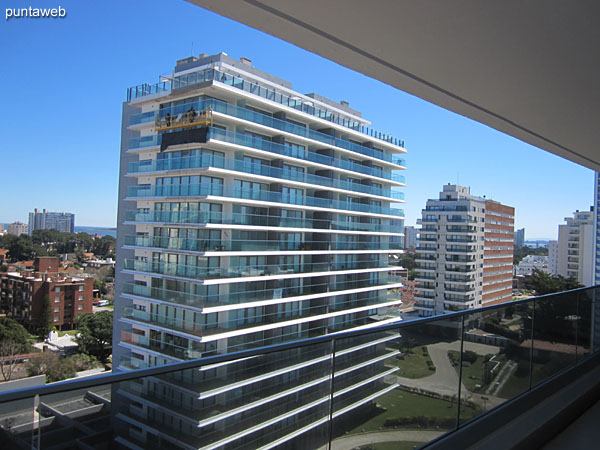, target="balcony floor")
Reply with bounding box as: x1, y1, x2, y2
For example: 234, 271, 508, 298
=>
541, 399, 600, 450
